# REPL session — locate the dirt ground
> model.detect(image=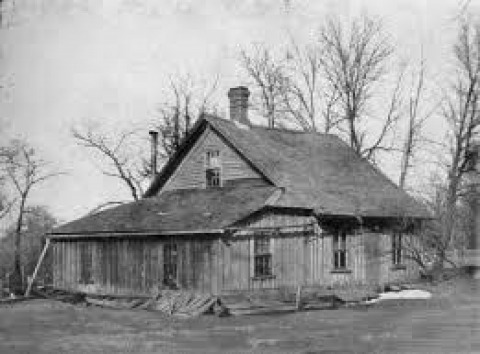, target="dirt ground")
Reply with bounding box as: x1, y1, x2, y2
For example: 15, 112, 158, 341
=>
0, 278, 478, 354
